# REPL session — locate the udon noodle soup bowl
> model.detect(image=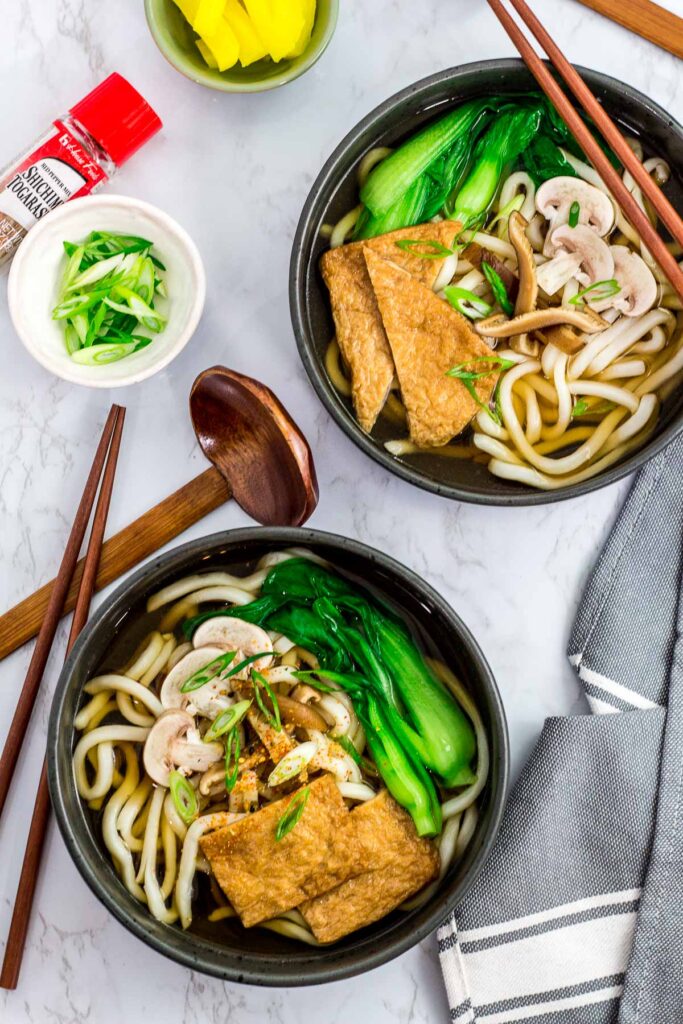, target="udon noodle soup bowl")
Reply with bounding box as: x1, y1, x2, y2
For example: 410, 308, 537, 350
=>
48, 528, 508, 985
290, 60, 683, 505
